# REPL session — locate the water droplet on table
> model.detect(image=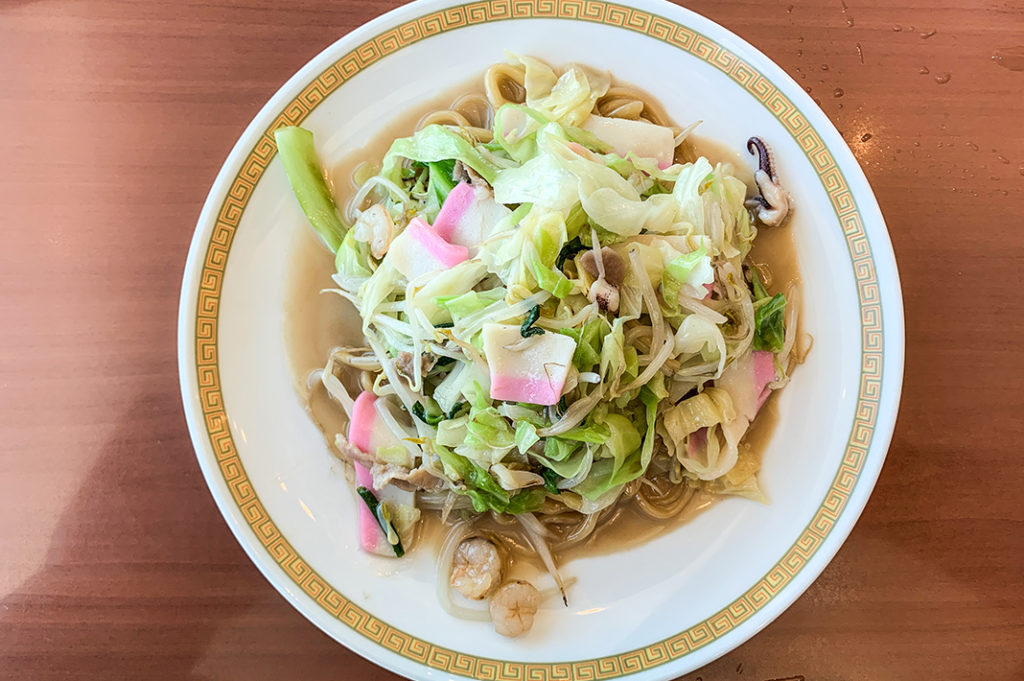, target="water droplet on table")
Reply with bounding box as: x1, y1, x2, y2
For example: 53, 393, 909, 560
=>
861, 133, 873, 142
996, 155, 1009, 164
920, 29, 936, 39
966, 142, 979, 152
833, 88, 845, 97
992, 46, 1024, 71
821, 64, 830, 71
934, 72, 951, 84
893, 24, 902, 32
919, 66, 930, 75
